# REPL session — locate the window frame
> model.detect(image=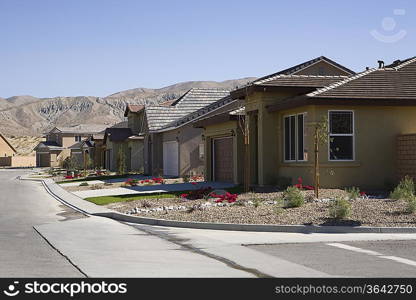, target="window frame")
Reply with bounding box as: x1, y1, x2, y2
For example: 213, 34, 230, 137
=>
327, 110, 355, 162
283, 112, 307, 163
